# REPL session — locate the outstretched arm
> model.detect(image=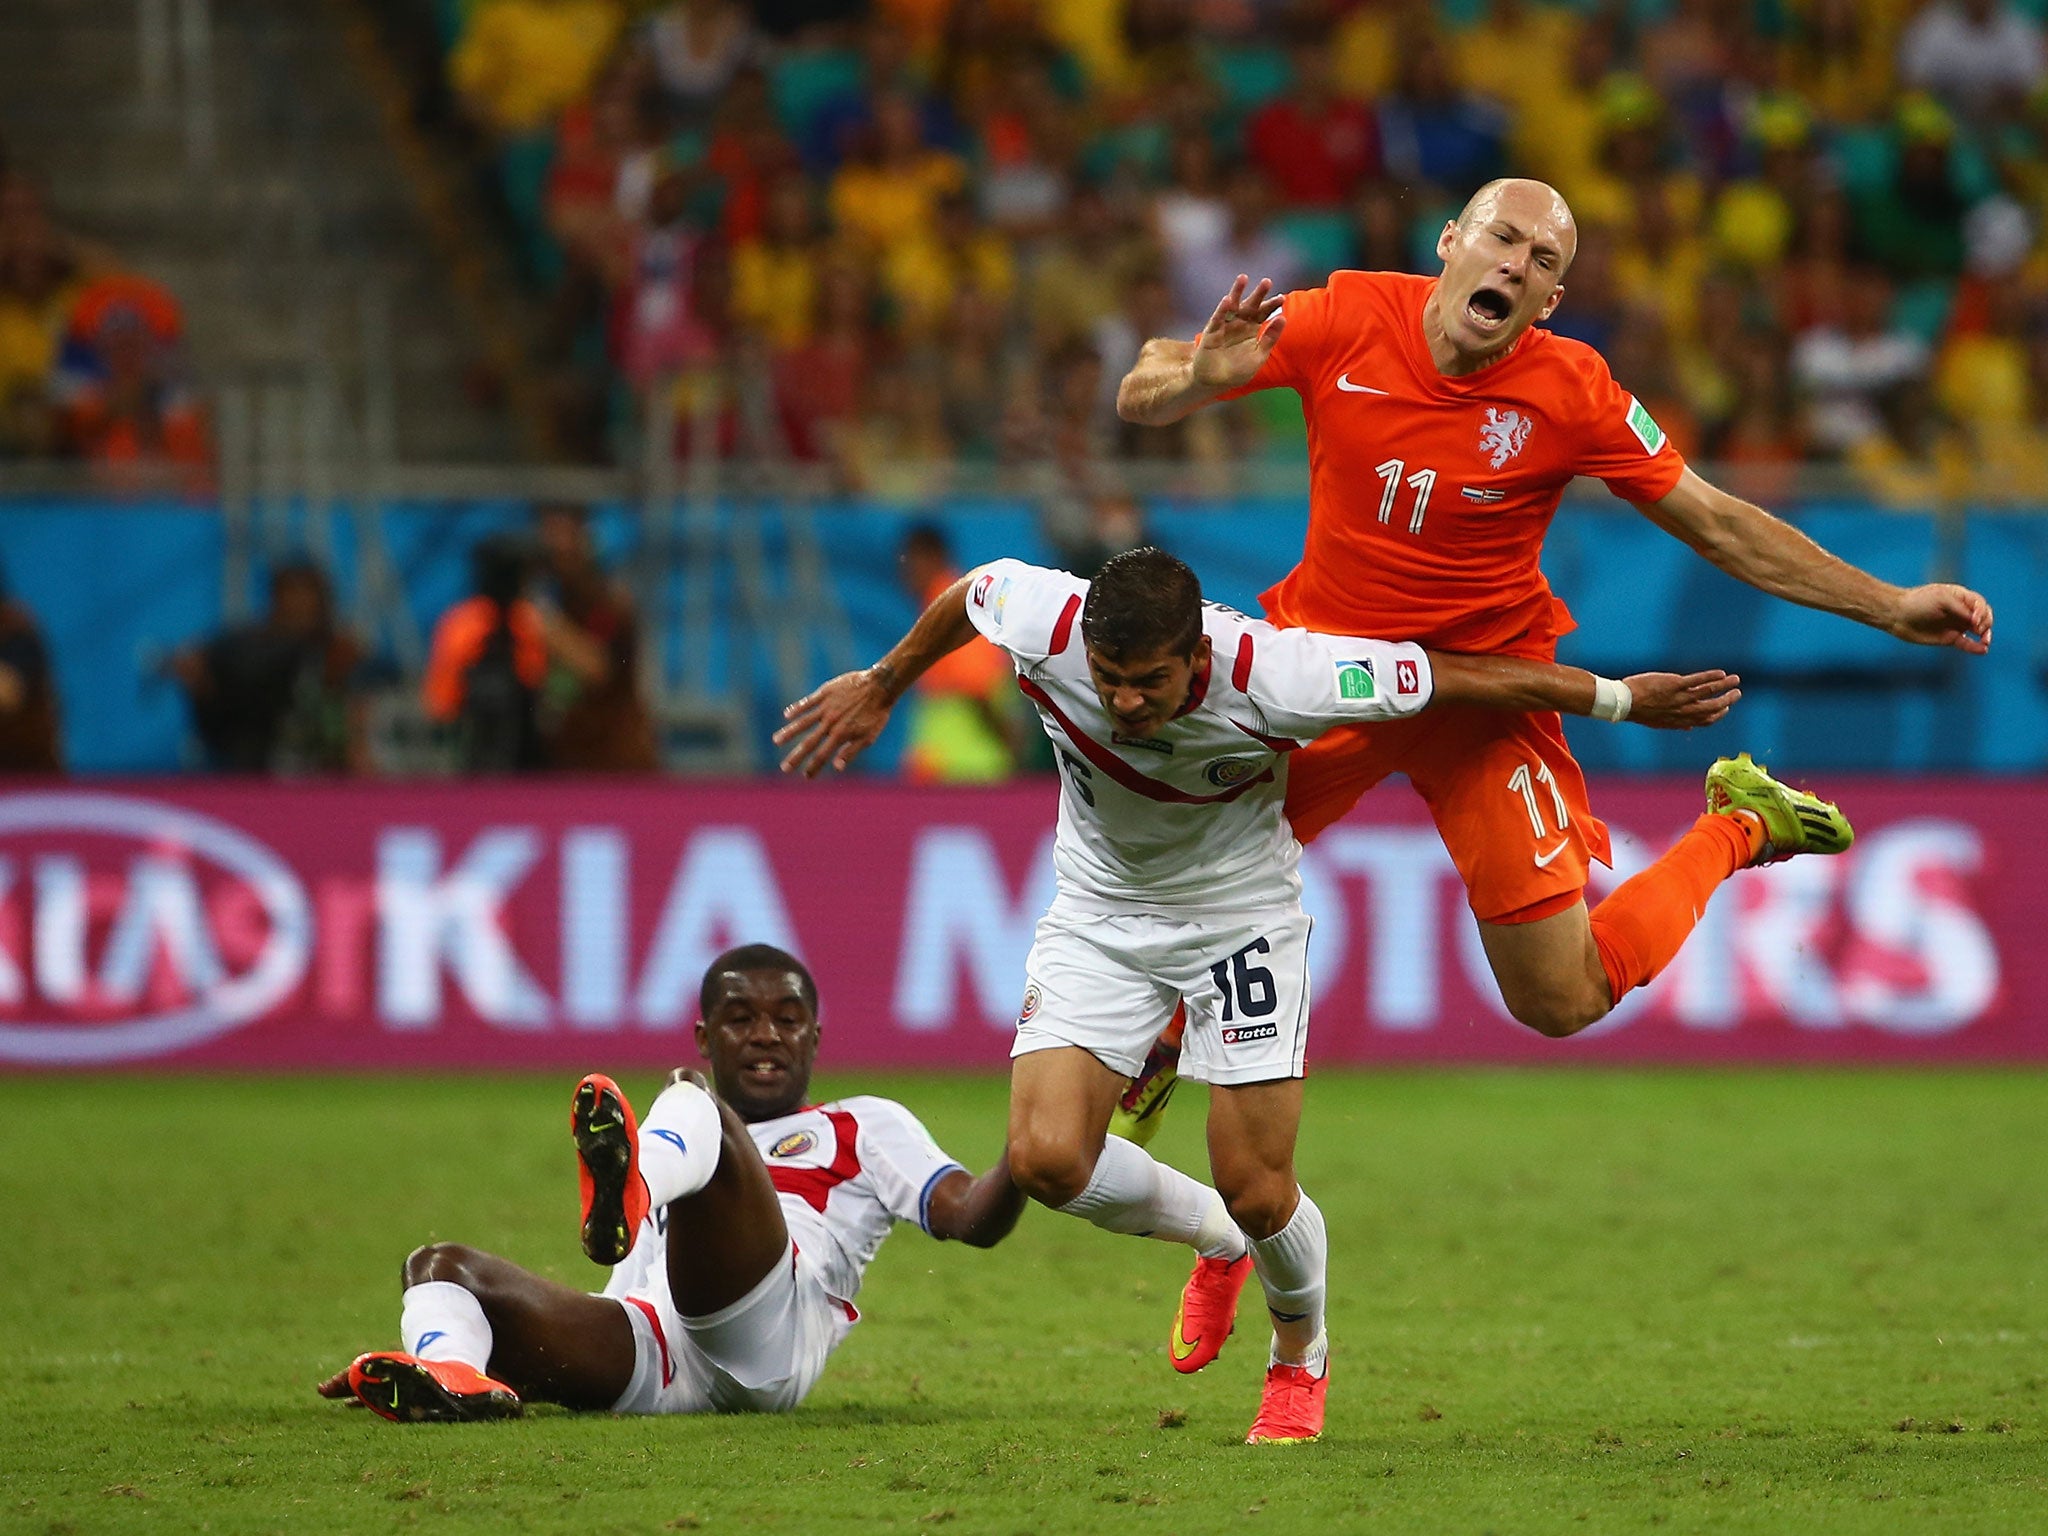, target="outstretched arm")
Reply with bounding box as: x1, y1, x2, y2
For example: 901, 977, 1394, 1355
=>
774, 573, 981, 775
1426, 651, 1741, 730
1638, 467, 1993, 653
1116, 275, 1285, 426
924, 1154, 1028, 1248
